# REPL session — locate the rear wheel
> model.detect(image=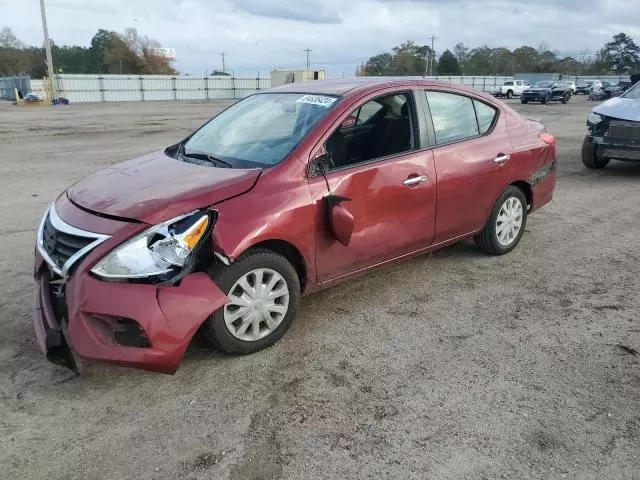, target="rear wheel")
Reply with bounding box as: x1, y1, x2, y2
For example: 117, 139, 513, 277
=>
544, 93, 551, 105
203, 249, 300, 354
561, 93, 570, 104
506, 90, 513, 99
581, 136, 610, 169
474, 186, 528, 256
521, 98, 528, 104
